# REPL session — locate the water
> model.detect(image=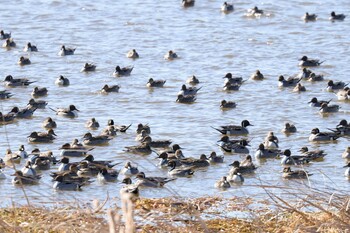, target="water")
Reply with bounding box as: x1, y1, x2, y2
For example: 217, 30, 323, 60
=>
0, 0, 349, 206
